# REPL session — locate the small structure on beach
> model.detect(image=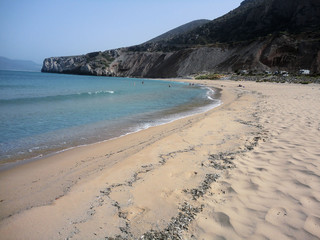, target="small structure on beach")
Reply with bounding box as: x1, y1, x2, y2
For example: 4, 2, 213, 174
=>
280, 71, 289, 77
239, 70, 249, 75
299, 69, 310, 75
